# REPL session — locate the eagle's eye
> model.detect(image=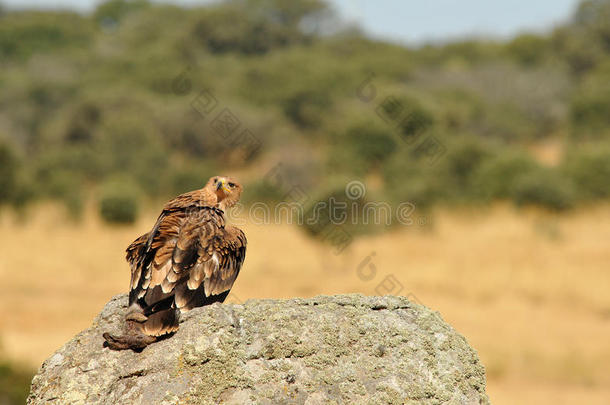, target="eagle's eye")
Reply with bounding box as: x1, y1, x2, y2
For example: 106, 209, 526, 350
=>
213, 178, 218, 184
228, 182, 235, 188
